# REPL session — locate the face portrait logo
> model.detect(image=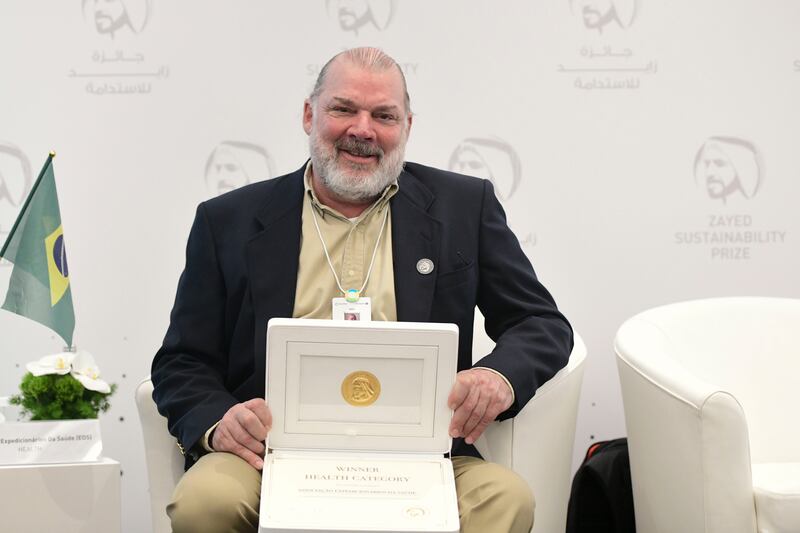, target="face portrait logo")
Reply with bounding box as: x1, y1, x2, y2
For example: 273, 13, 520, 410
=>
326, 0, 396, 35
204, 141, 275, 197
0, 143, 33, 264
569, 0, 638, 33
449, 138, 522, 202
82, 0, 151, 39
341, 370, 381, 406
694, 137, 763, 205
